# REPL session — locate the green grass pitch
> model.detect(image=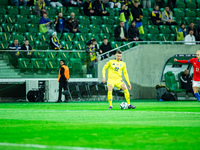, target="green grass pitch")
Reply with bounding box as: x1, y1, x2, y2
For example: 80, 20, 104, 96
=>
0, 100, 200, 150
